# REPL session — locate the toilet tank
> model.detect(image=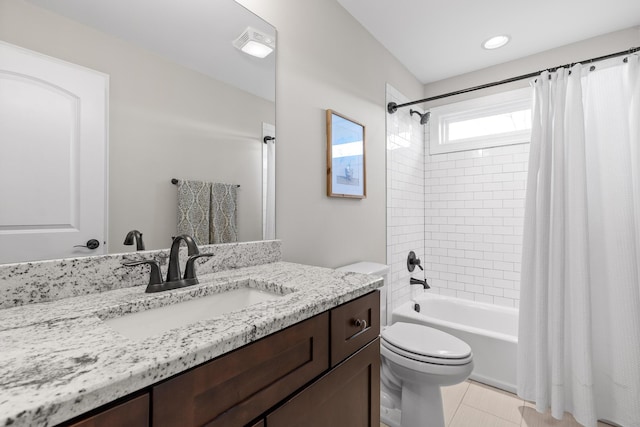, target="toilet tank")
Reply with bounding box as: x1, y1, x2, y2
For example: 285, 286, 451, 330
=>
336, 262, 390, 326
